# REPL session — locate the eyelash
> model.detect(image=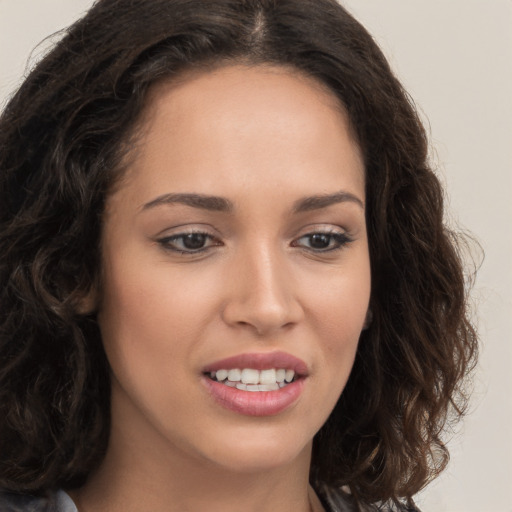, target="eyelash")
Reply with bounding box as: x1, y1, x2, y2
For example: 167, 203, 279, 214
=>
157, 231, 222, 255
291, 231, 353, 252
157, 229, 352, 255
